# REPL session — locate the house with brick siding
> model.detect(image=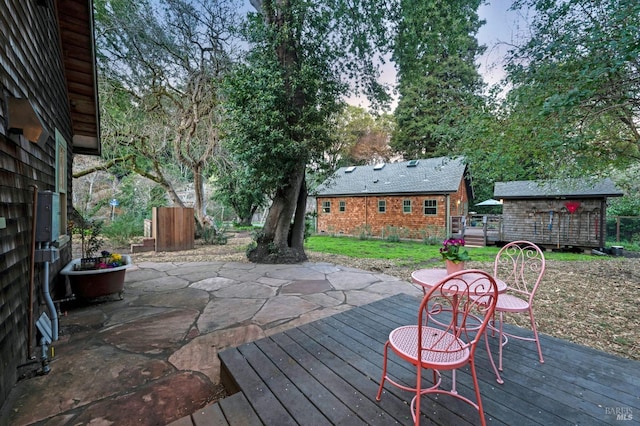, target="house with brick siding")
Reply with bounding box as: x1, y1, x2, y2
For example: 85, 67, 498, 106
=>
0, 0, 100, 408
314, 157, 471, 239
